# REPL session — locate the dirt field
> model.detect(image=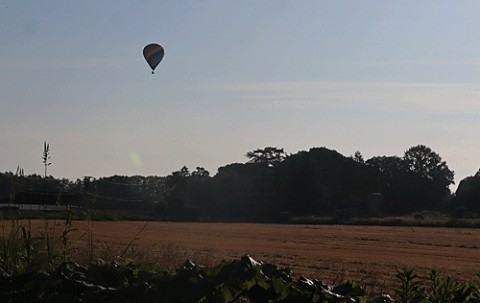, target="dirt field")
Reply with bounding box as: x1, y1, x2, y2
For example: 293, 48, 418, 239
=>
10, 221, 480, 290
